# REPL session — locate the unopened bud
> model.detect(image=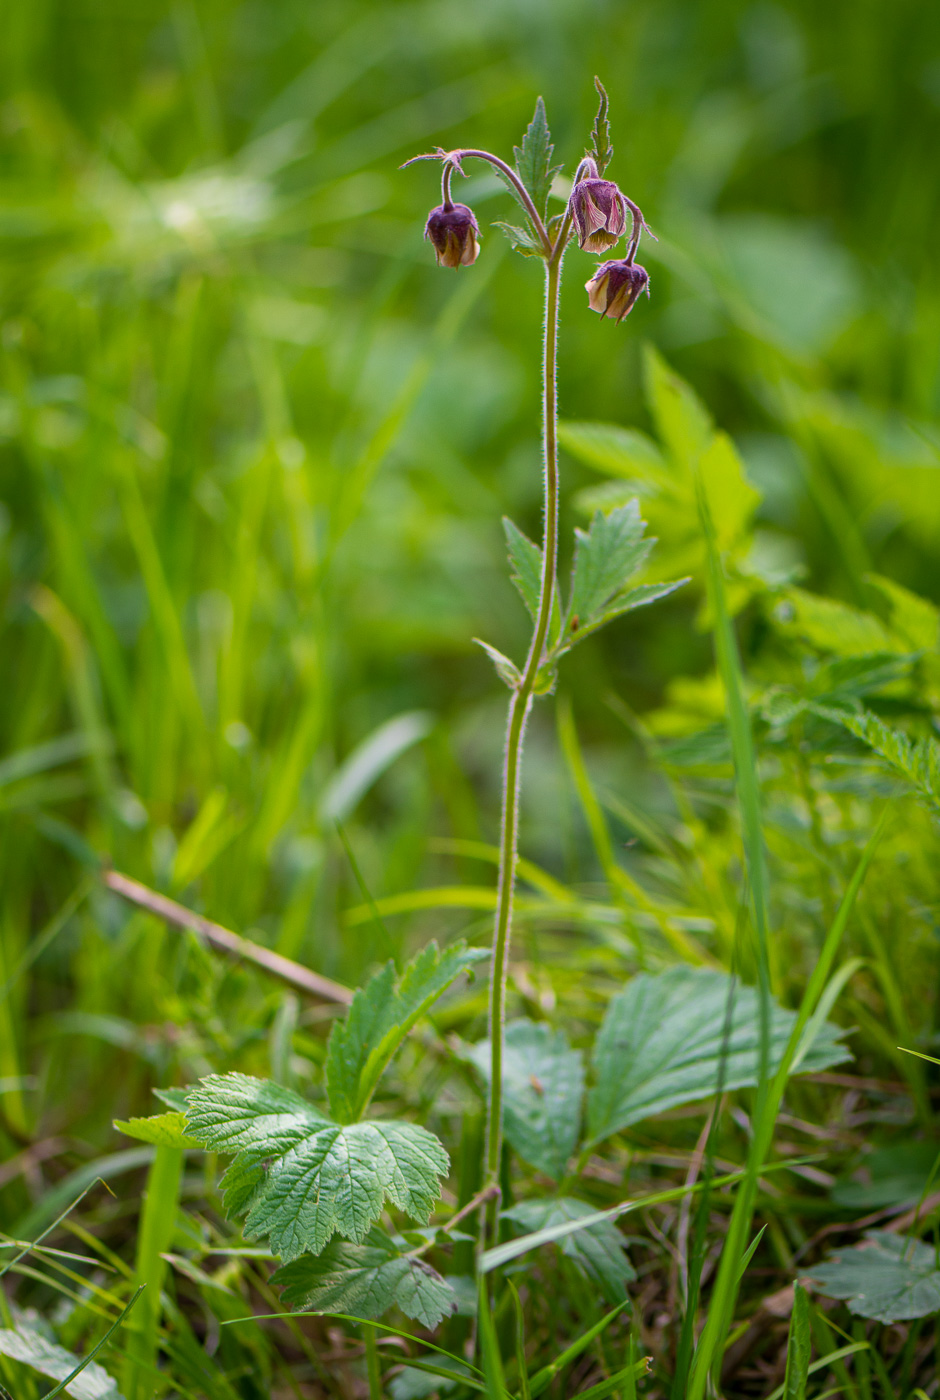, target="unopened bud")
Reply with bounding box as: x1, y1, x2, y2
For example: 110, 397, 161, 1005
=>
424, 203, 480, 268
585, 260, 650, 322
569, 179, 627, 253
